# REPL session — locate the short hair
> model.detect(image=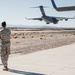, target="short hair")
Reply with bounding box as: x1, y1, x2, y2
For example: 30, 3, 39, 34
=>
1, 21, 6, 27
